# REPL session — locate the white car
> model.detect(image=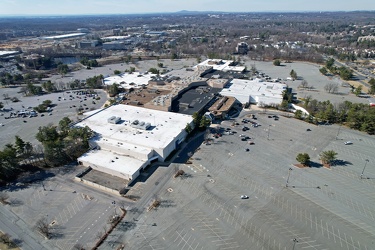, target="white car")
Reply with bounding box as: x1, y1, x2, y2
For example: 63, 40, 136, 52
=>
241, 195, 249, 199
344, 141, 353, 145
